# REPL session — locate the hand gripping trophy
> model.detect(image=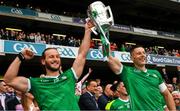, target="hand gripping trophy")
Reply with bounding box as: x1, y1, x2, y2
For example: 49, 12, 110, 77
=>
87, 1, 114, 60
